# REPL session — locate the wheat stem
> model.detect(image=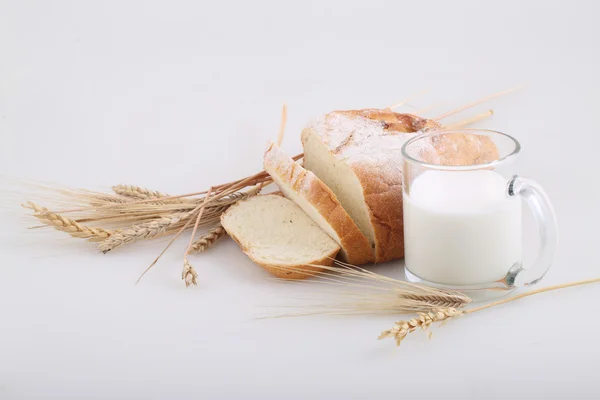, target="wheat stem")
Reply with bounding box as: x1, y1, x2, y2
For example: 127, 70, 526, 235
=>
445, 110, 494, 130
135, 204, 203, 284
180, 187, 214, 287
190, 224, 226, 253
410, 103, 443, 116
98, 212, 191, 253
263, 262, 473, 319
466, 277, 600, 314
23, 202, 112, 241
399, 292, 471, 309
112, 184, 171, 200
52, 160, 291, 214
277, 104, 287, 146
385, 89, 430, 110
434, 86, 522, 121
380, 277, 600, 347
213, 186, 261, 207
378, 308, 465, 346
89, 195, 132, 204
